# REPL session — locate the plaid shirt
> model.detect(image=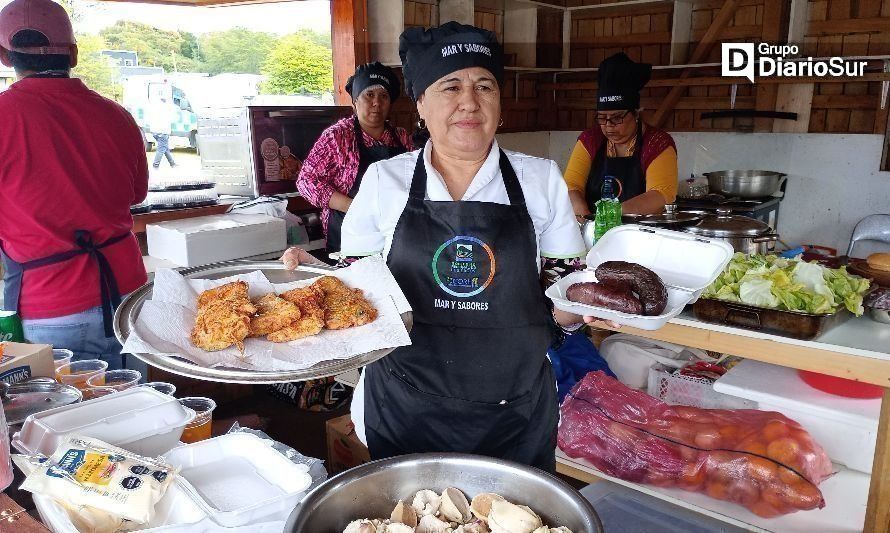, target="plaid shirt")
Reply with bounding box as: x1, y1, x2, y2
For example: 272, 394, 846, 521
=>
297, 116, 412, 235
